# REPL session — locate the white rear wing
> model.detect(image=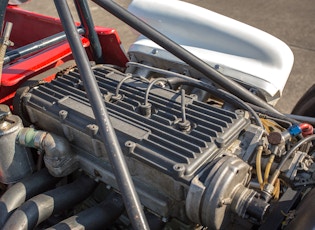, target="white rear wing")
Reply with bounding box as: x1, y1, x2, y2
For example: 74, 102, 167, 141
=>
128, 0, 294, 105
